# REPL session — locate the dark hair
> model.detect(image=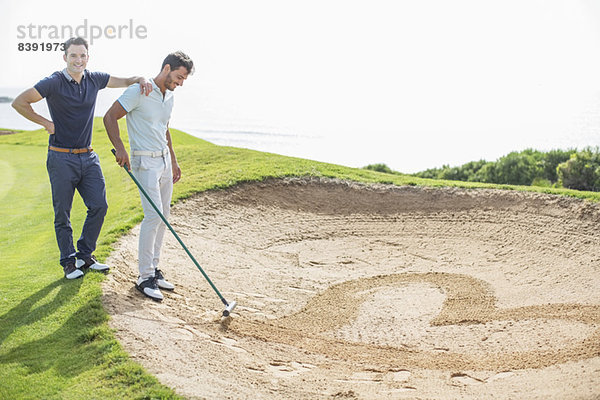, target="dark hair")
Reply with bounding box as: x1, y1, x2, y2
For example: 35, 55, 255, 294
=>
162, 51, 194, 74
63, 37, 89, 55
